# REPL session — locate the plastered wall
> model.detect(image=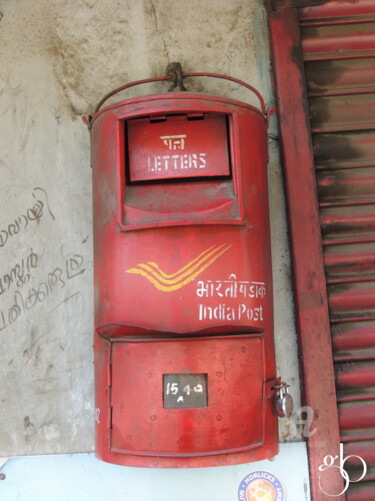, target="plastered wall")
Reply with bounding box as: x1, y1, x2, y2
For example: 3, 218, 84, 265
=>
0, 0, 301, 458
